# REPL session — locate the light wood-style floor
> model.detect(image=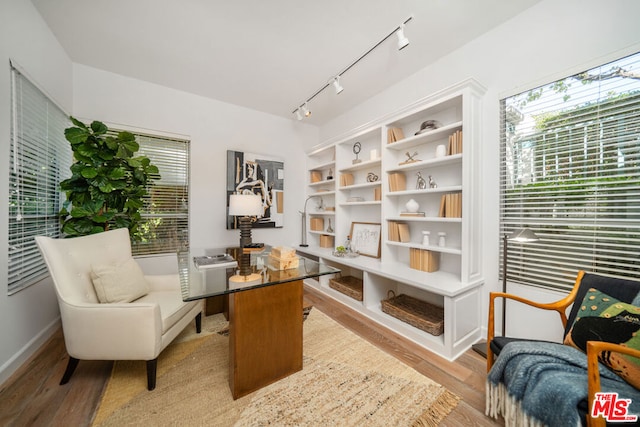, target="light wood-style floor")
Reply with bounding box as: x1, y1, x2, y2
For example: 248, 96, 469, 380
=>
0, 286, 501, 426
